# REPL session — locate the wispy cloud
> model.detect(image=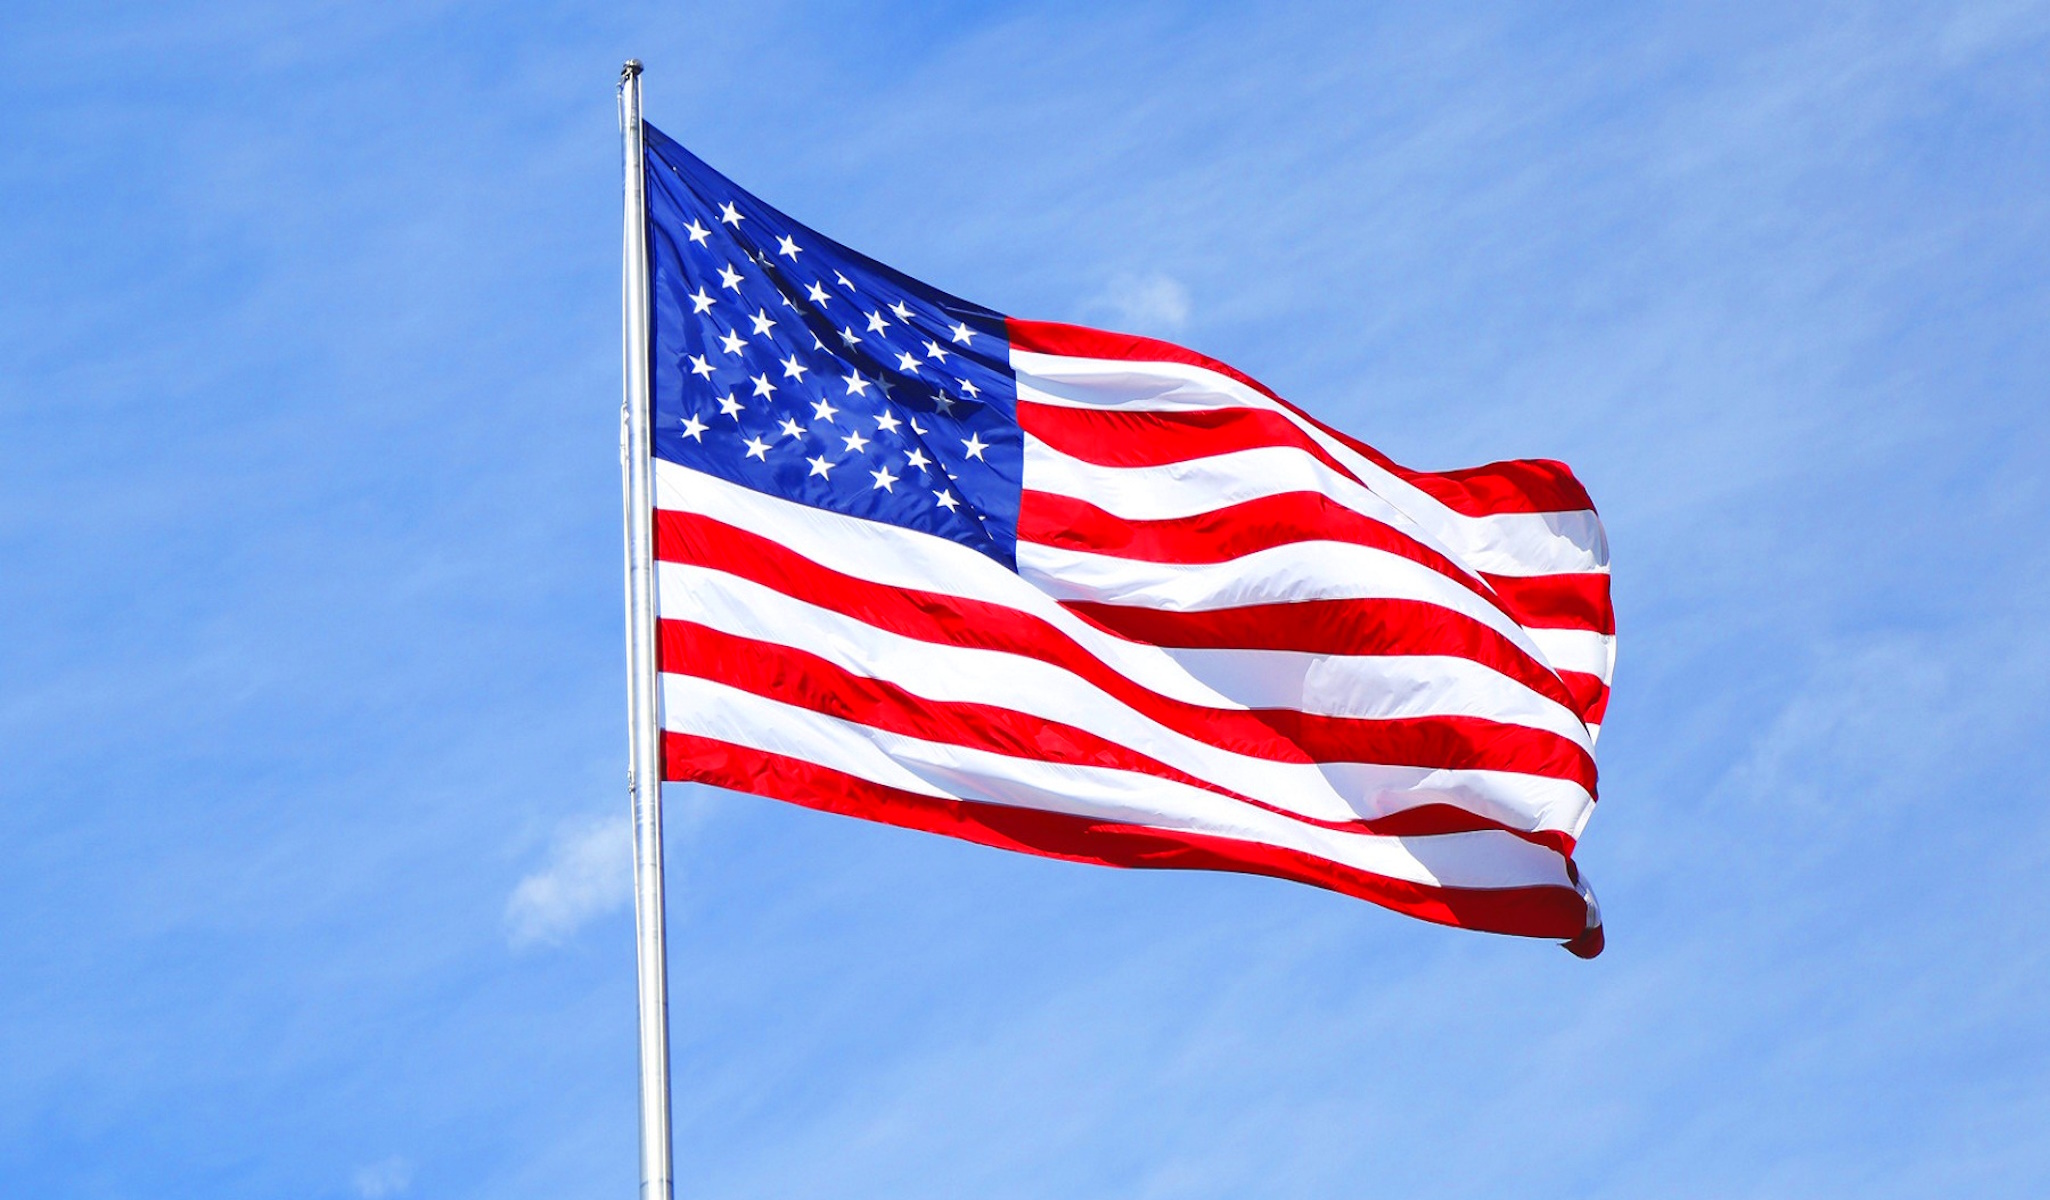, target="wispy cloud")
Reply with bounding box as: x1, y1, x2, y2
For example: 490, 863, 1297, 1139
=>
504, 814, 631, 949
352, 1157, 411, 1199
1085, 271, 1192, 336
